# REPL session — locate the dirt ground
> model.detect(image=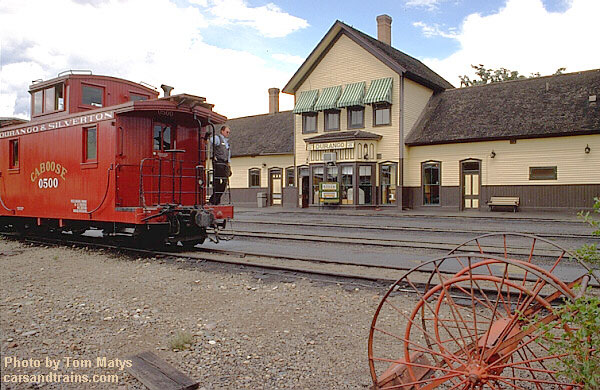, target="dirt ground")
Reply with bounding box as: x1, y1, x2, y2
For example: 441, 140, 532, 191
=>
0, 238, 416, 389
